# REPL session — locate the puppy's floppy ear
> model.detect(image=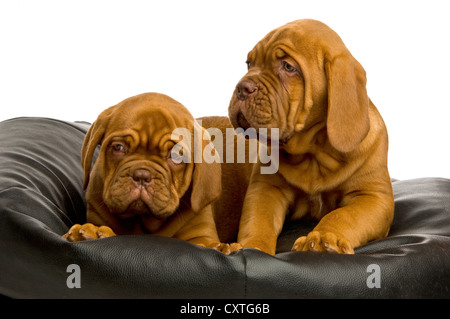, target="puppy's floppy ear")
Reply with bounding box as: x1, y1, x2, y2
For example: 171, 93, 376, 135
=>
190, 122, 222, 212
81, 106, 116, 189
326, 54, 370, 153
